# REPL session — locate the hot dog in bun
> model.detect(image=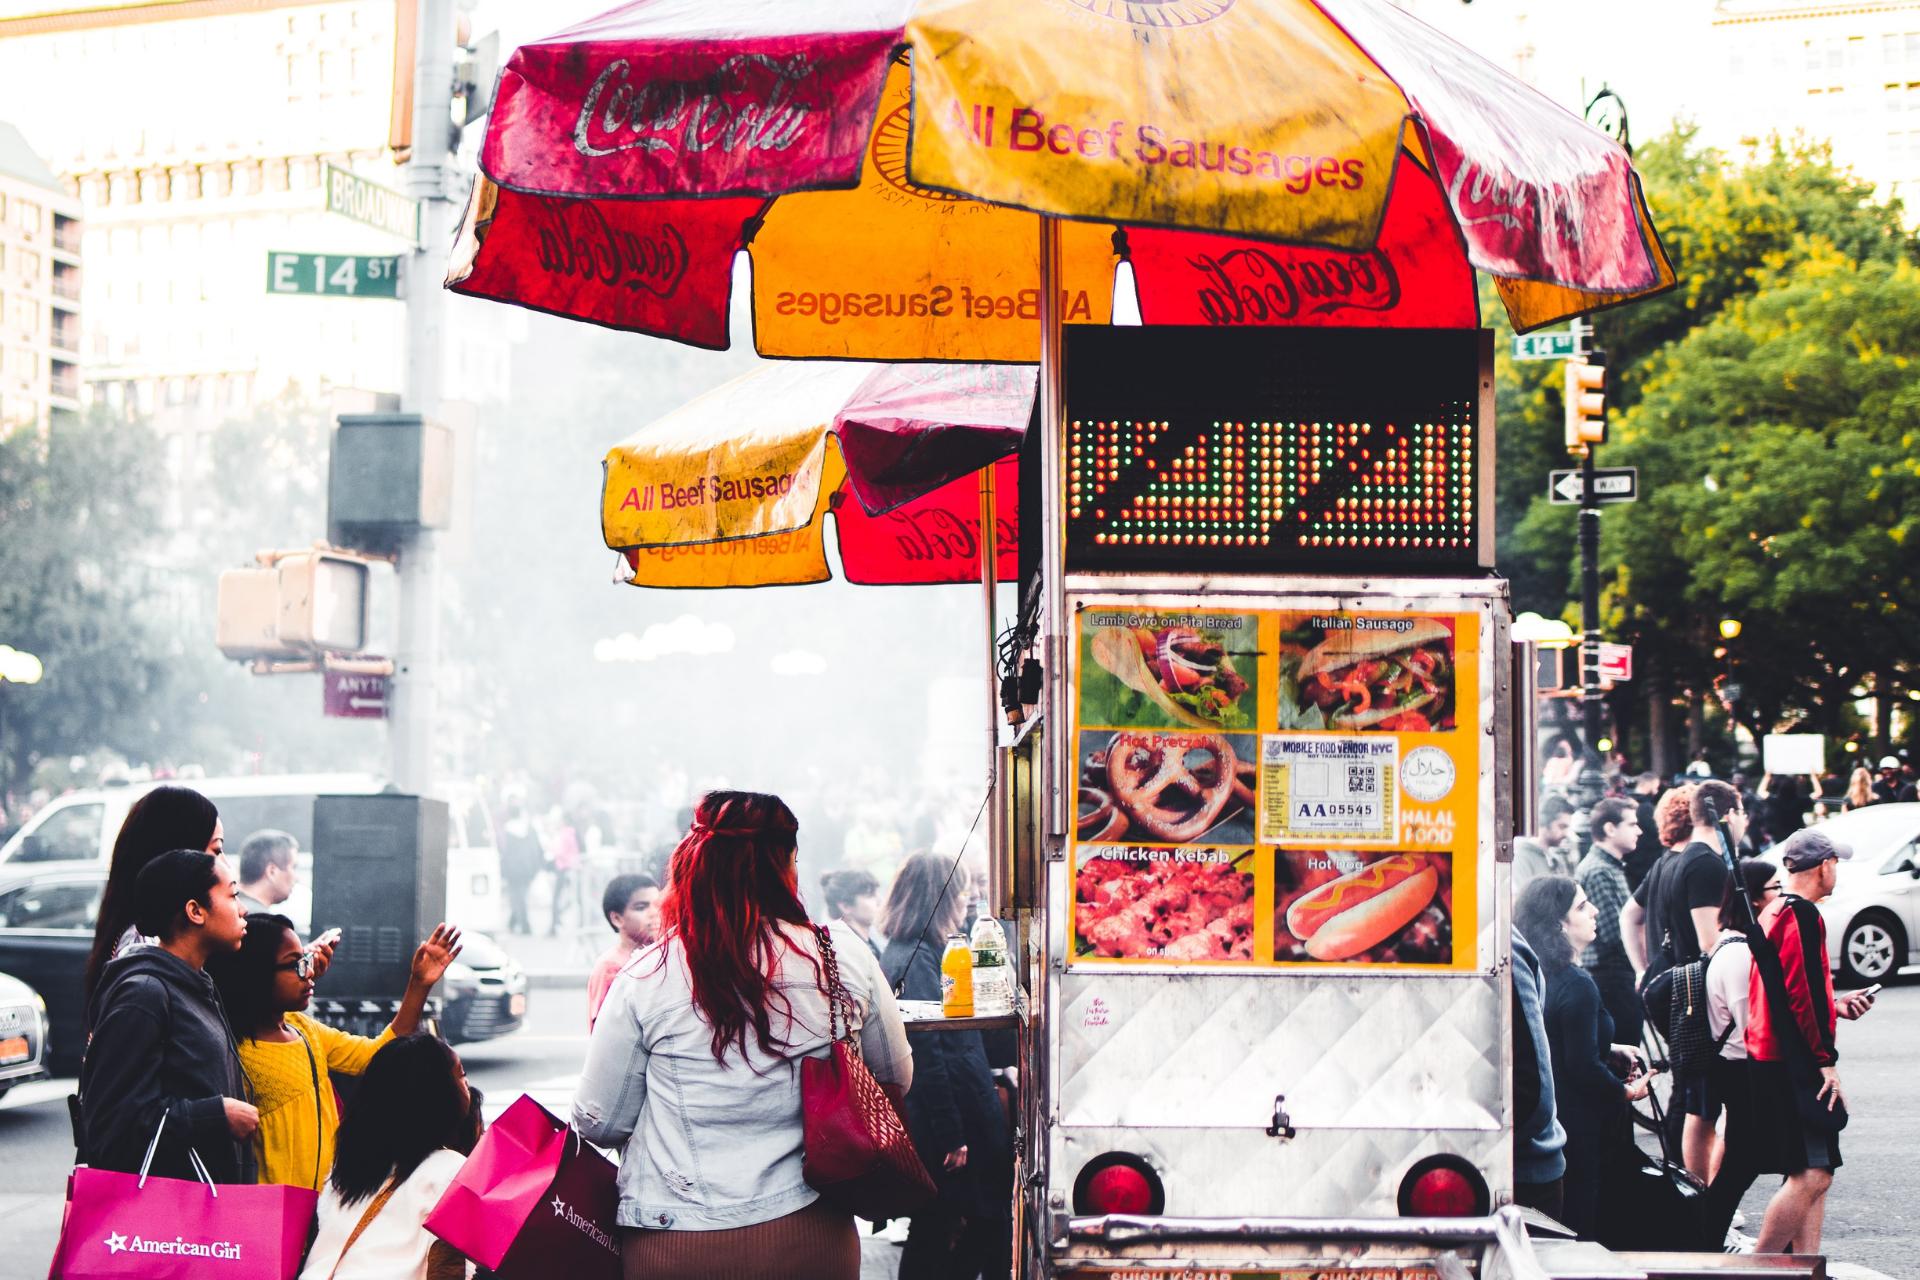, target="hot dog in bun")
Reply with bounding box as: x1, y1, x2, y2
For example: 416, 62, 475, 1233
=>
1284, 854, 1440, 961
